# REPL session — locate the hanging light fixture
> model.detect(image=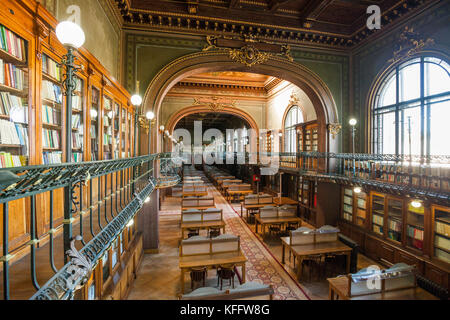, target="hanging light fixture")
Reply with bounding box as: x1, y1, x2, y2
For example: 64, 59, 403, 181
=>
353, 186, 362, 193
